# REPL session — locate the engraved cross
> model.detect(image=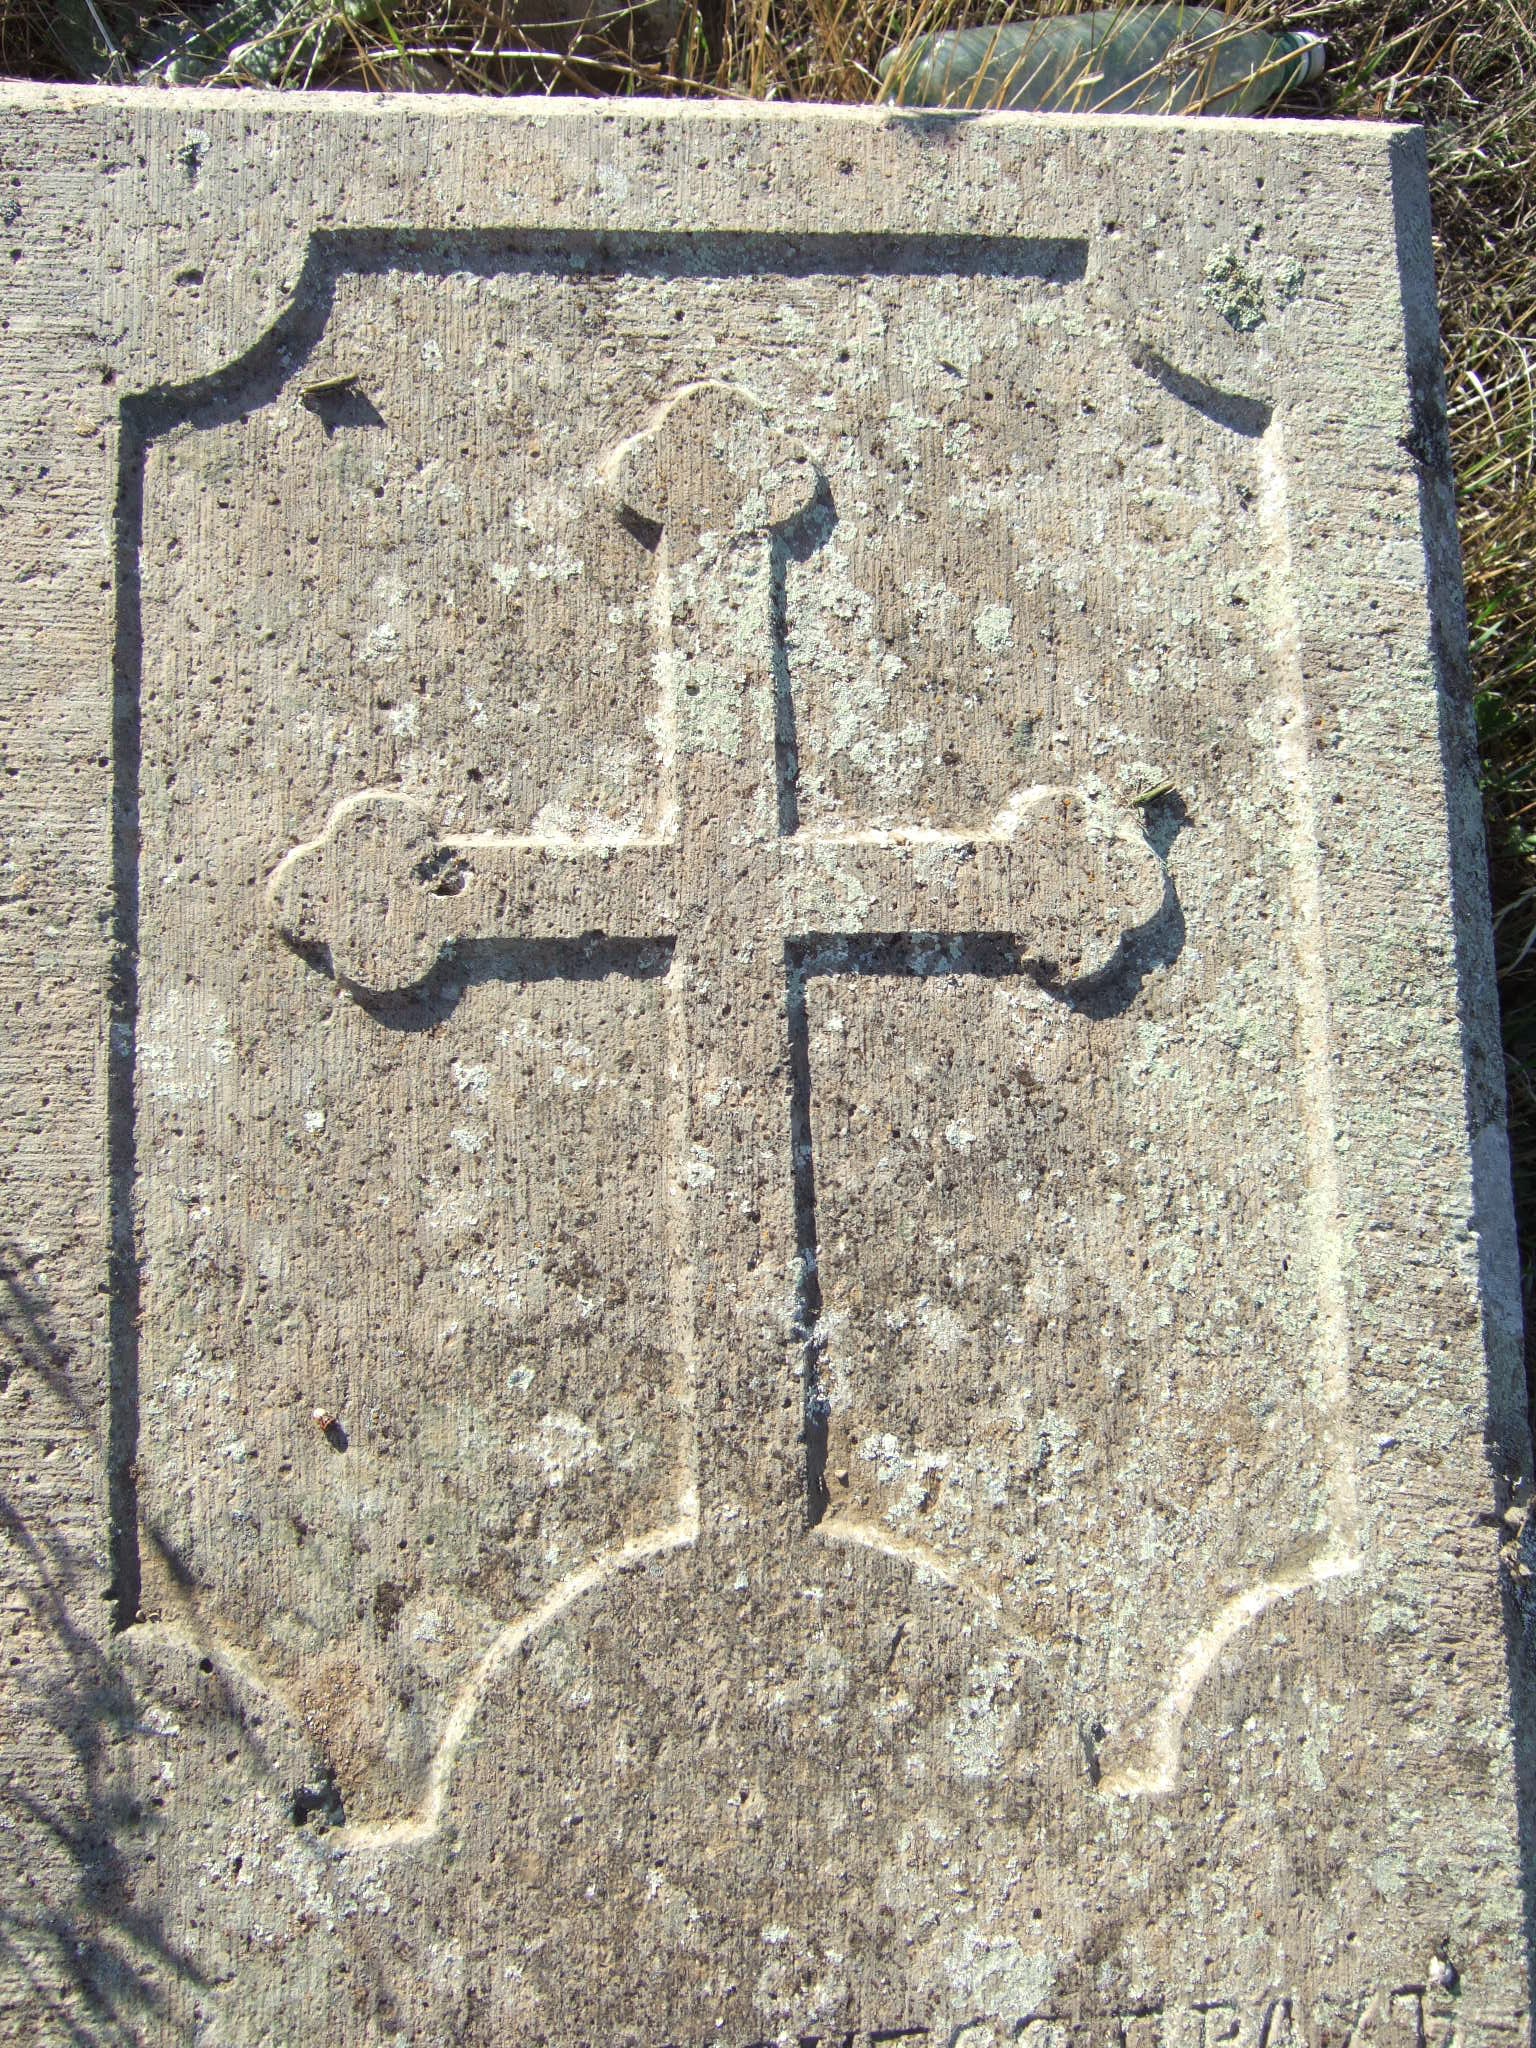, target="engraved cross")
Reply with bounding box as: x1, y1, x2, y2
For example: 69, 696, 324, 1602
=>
268, 382, 1163, 1543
